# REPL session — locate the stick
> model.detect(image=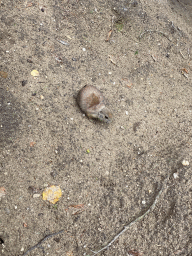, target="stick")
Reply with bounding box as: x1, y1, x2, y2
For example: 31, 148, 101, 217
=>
179, 49, 190, 60
22, 229, 64, 256
91, 178, 168, 255
139, 30, 172, 42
